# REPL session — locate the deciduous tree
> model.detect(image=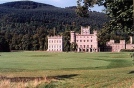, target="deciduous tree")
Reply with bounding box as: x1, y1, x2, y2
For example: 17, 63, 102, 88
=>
77, 0, 133, 32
